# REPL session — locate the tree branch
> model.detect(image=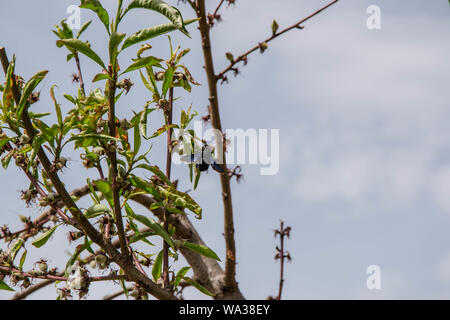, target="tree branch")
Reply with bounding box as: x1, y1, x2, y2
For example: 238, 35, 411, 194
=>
192, 0, 240, 299
216, 0, 339, 81
107, 64, 129, 258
